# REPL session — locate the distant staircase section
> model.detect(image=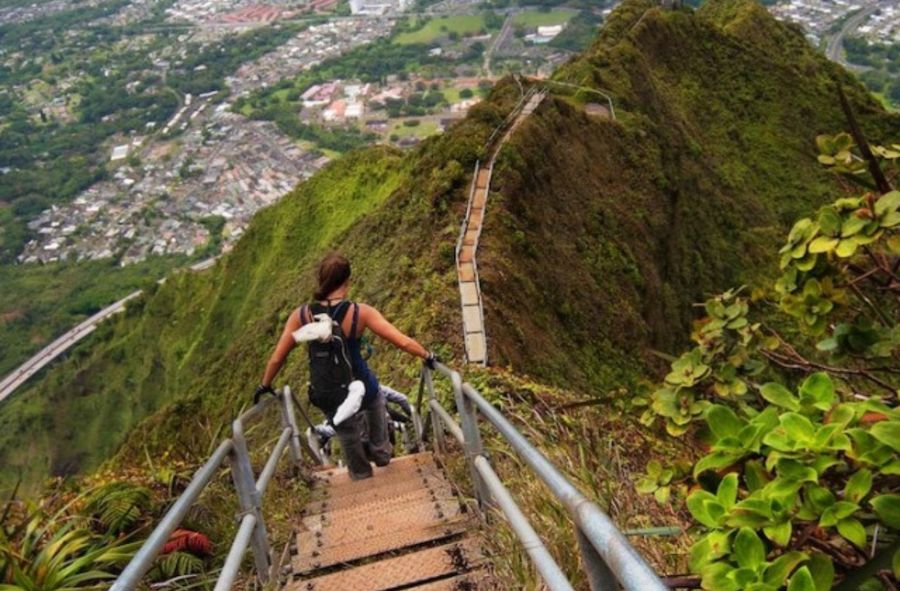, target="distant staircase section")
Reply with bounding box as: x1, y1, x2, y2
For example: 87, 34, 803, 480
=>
285, 452, 488, 590
456, 89, 546, 365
